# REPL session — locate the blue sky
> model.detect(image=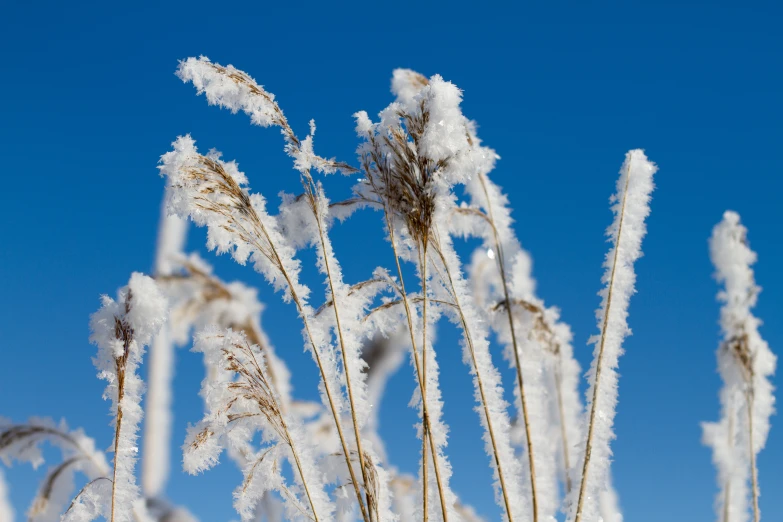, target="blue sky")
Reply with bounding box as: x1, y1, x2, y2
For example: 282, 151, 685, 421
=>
1, 1, 781, 521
